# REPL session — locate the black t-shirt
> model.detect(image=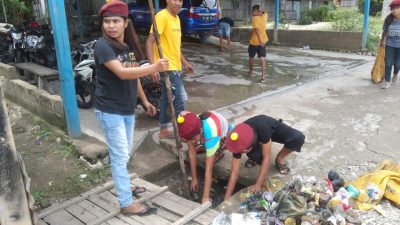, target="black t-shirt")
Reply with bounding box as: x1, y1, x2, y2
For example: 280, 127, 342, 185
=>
94, 38, 138, 115
219, 17, 234, 27
232, 115, 278, 159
